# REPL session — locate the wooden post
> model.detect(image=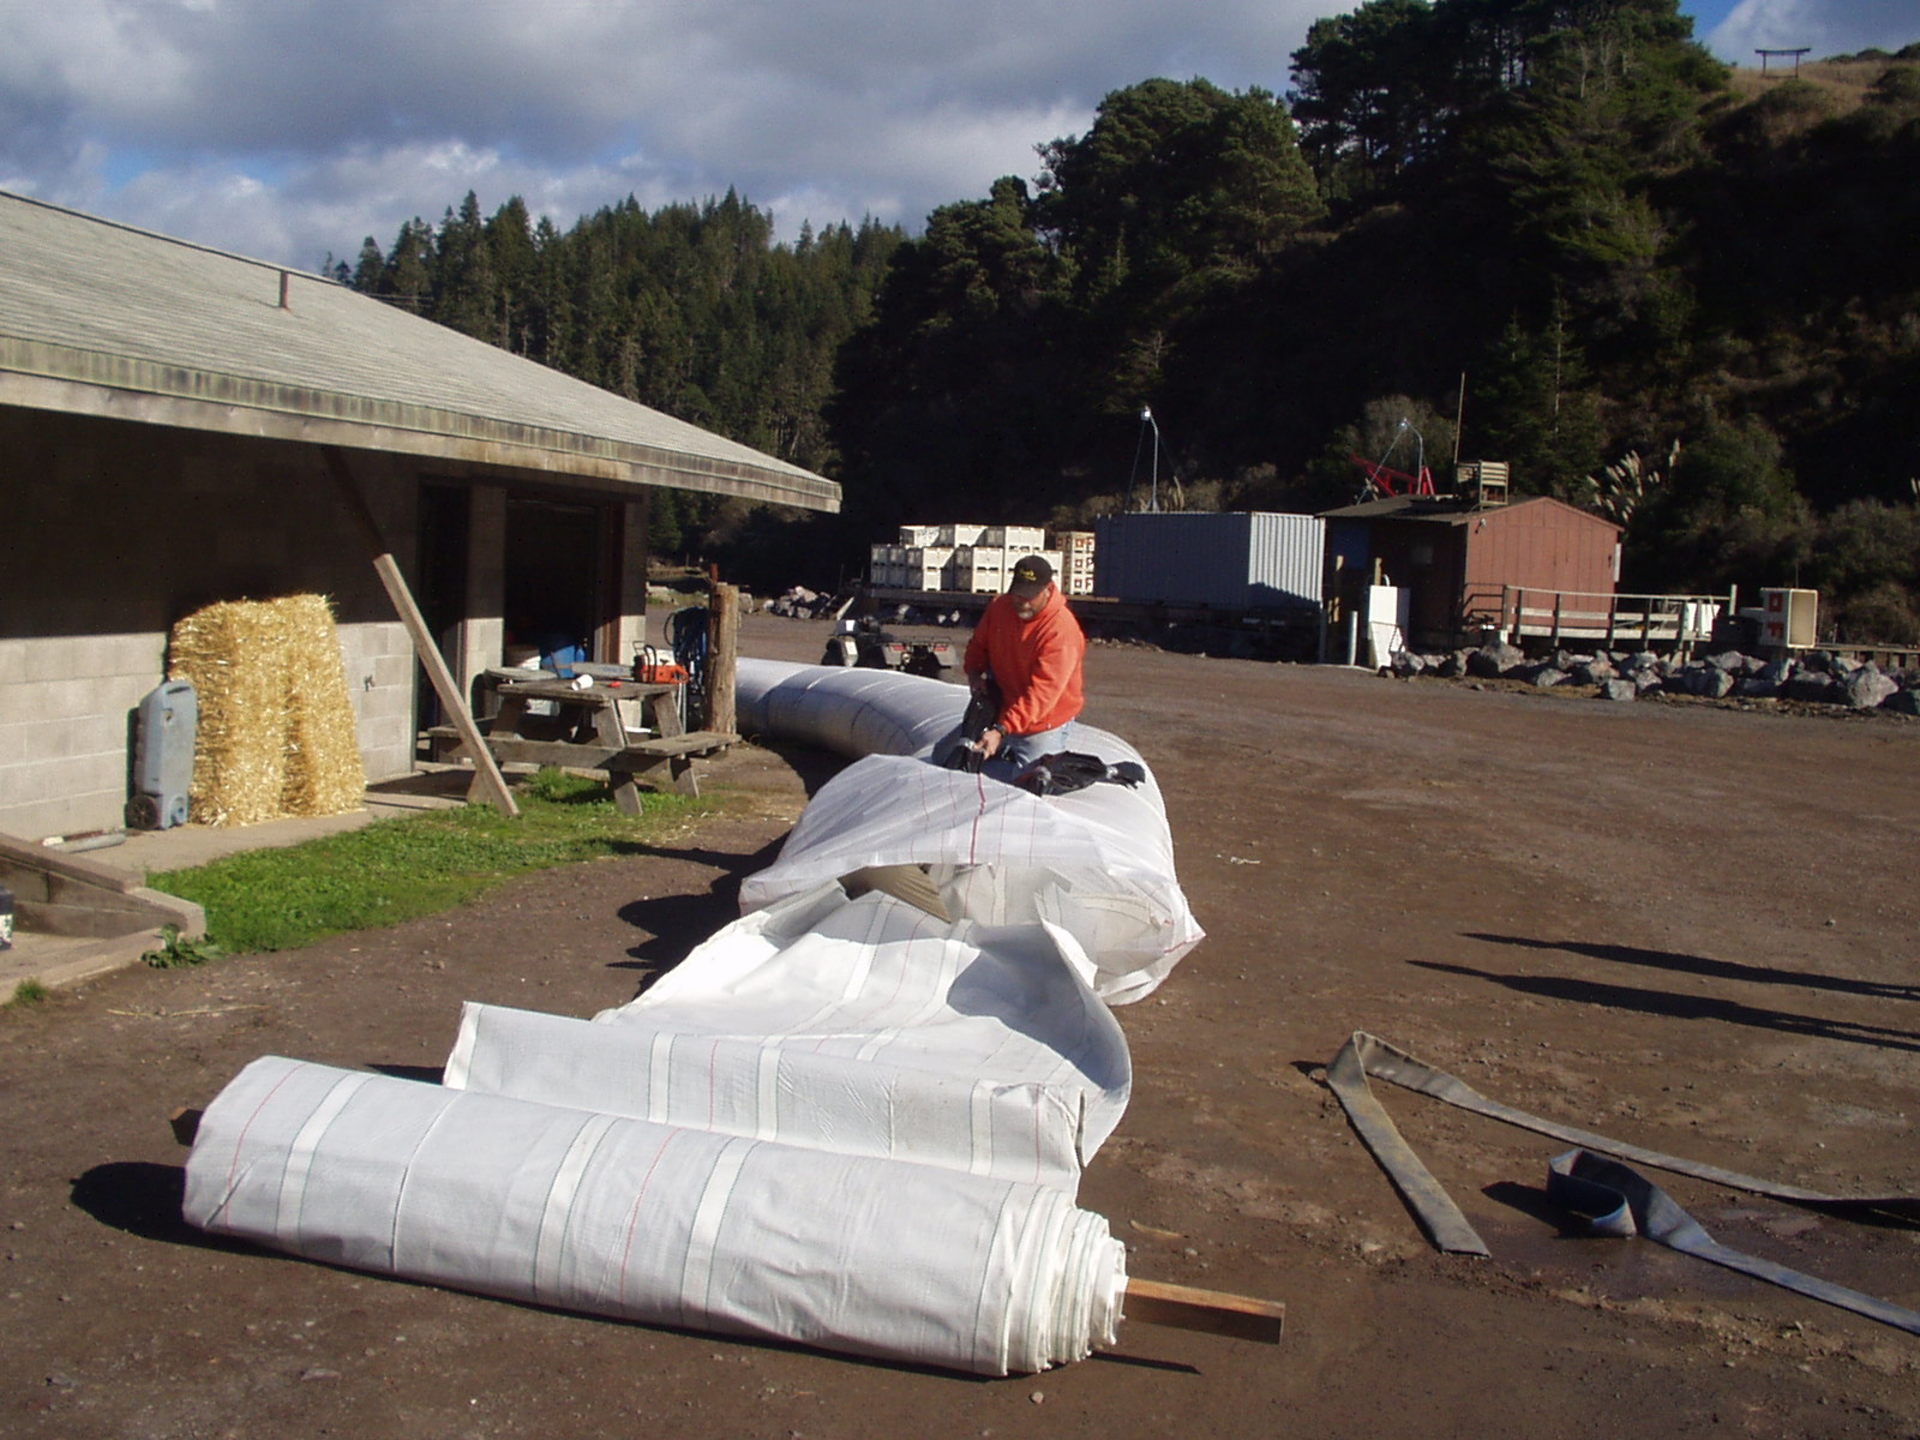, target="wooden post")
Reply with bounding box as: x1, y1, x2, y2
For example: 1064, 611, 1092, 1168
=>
321, 446, 519, 817
706, 582, 739, 734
